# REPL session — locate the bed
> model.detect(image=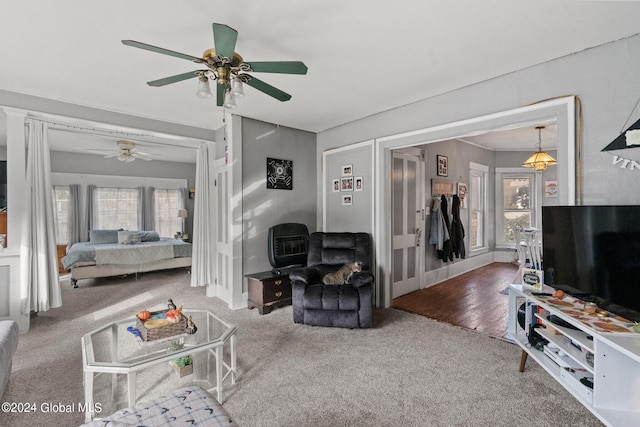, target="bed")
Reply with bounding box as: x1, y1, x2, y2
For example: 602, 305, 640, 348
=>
62, 229, 192, 288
